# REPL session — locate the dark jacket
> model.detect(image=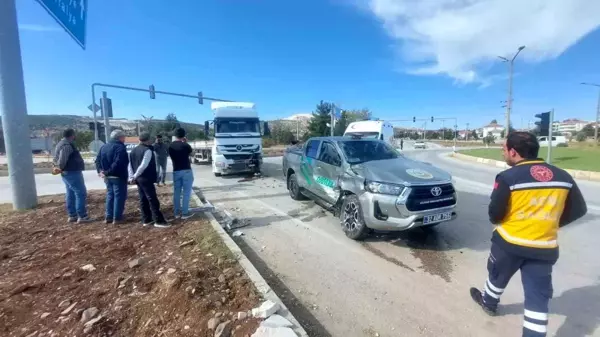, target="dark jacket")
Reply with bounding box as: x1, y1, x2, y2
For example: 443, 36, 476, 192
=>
95, 140, 129, 179
153, 141, 168, 164
54, 138, 85, 171
130, 144, 157, 182
489, 158, 587, 261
